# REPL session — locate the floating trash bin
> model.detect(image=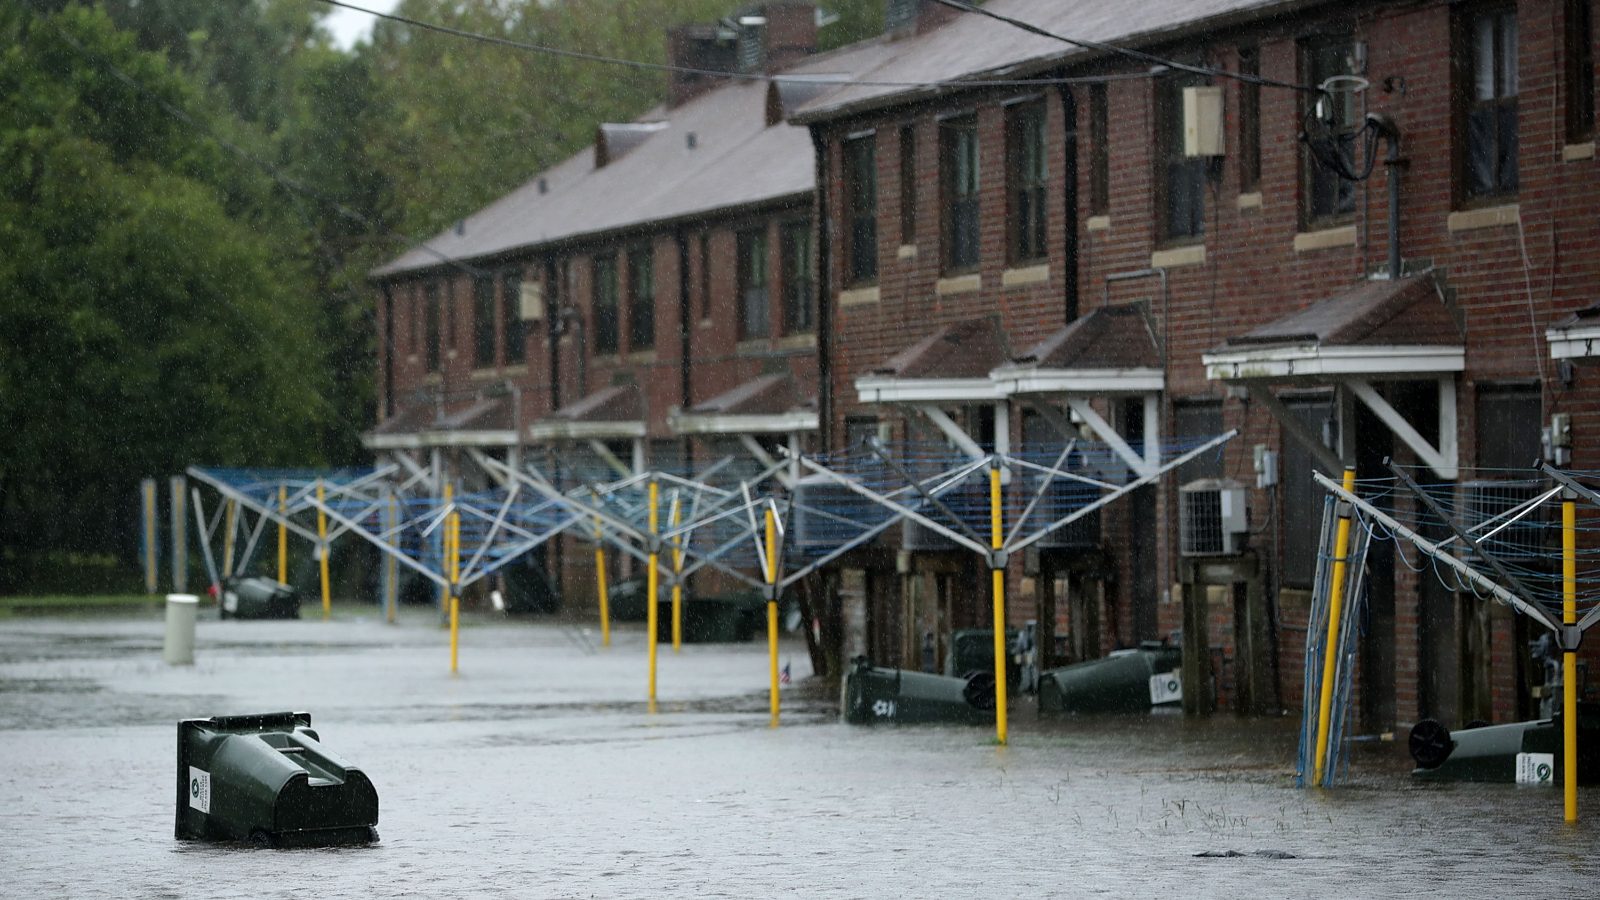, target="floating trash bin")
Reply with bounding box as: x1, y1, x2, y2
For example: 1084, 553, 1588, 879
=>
1037, 643, 1183, 715
607, 578, 664, 622
176, 712, 379, 847
843, 657, 996, 725
1409, 705, 1600, 785
219, 576, 300, 620
655, 591, 762, 643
